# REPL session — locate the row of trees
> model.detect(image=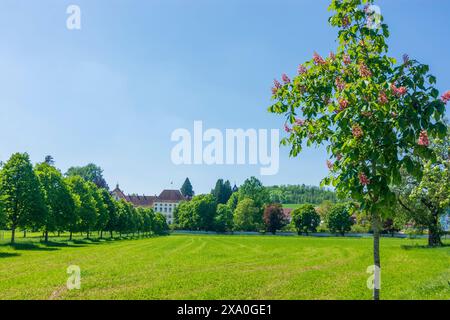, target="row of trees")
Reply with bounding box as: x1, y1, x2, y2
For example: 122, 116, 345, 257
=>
175, 166, 449, 240
174, 177, 272, 232
0, 153, 169, 244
